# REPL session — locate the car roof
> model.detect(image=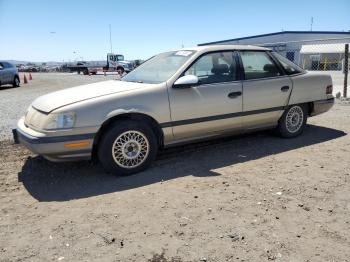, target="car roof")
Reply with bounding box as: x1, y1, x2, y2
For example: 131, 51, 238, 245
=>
177, 45, 270, 52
